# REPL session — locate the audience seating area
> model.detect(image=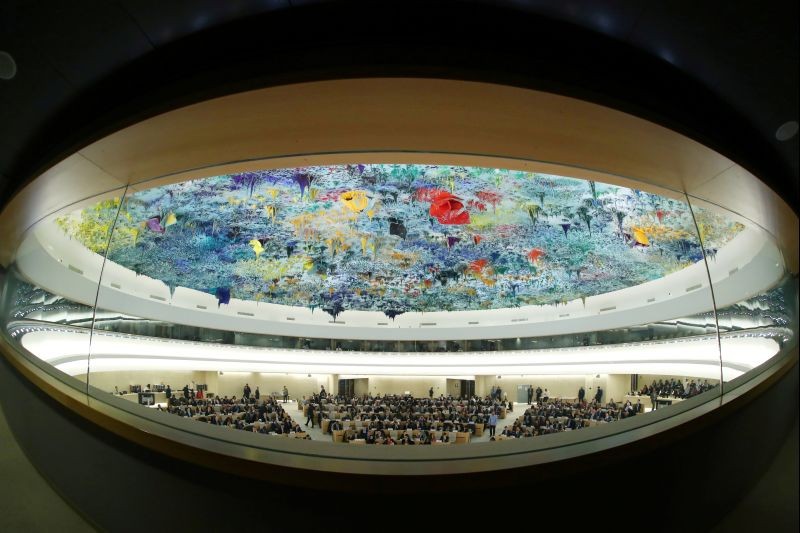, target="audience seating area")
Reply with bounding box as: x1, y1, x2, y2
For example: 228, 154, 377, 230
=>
298, 393, 511, 444
150, 380, 717, 446
162, 394, 309, 439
